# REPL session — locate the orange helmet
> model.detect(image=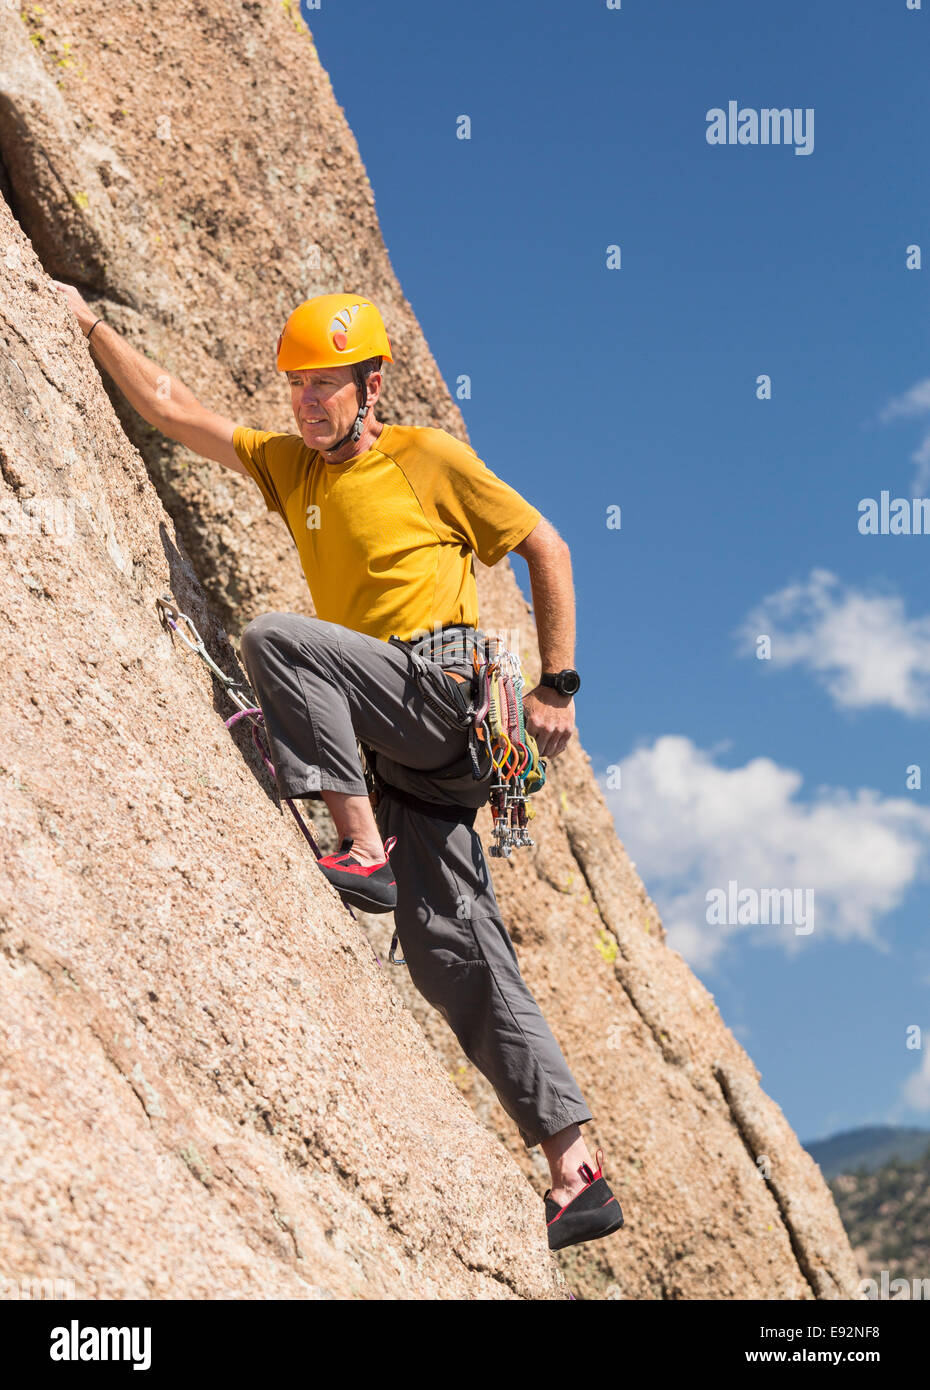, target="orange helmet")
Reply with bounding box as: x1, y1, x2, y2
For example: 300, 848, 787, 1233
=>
276, 293, 393, 372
